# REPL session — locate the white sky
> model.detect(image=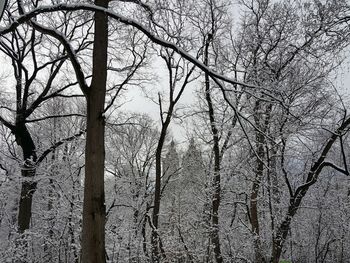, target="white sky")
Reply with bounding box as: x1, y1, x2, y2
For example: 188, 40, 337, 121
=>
118, 56, 198, 144
120, 57, 350, 143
